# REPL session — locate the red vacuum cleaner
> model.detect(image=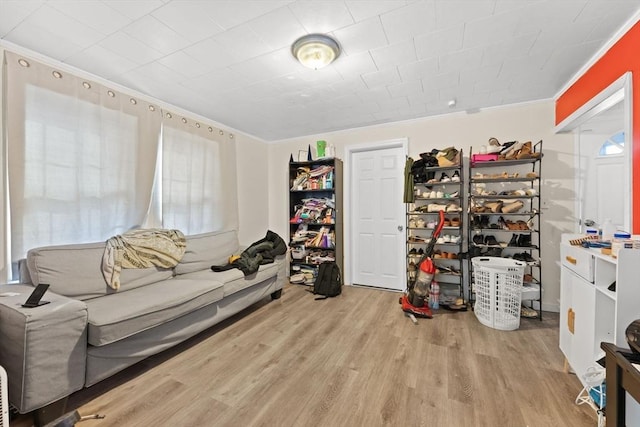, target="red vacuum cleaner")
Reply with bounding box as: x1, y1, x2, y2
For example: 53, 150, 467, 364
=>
399, 210, 446, 319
